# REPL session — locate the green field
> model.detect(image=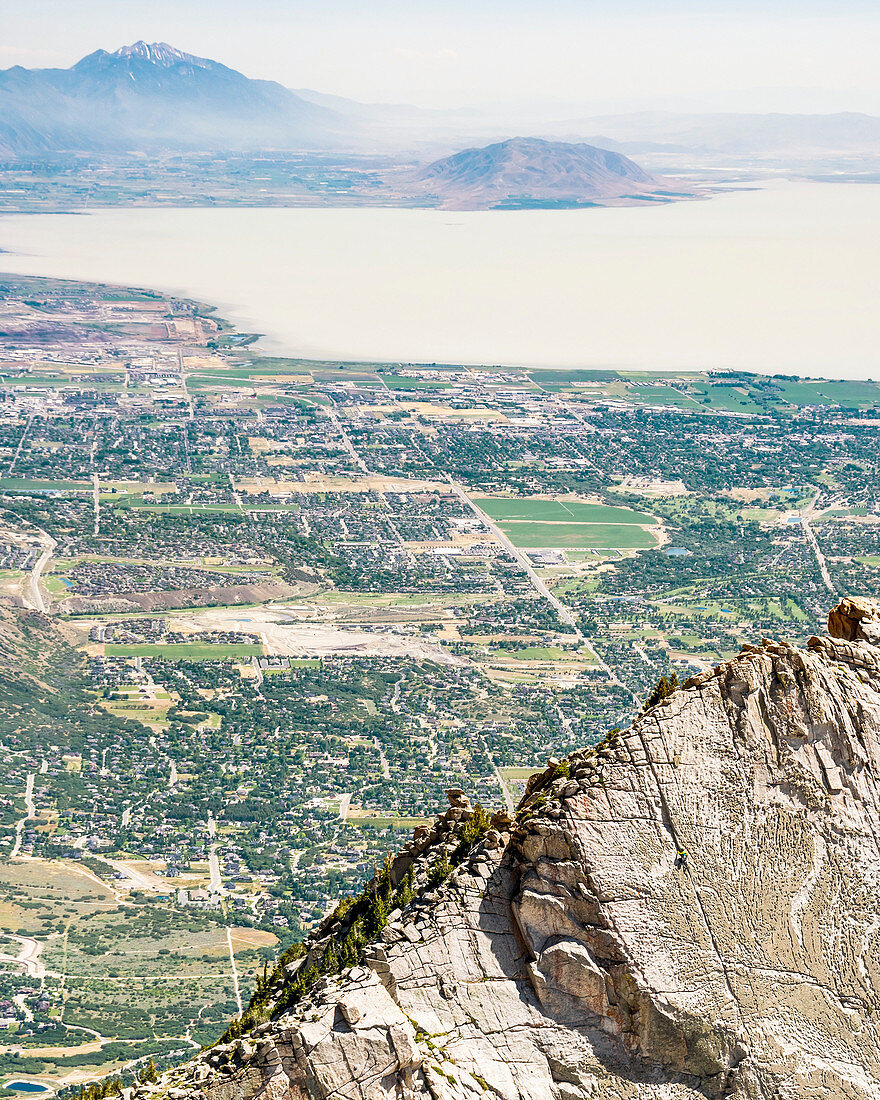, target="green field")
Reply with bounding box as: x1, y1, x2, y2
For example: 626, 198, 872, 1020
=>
498, 521, 657, 549
687, 383, 766, 414
773, 378, 880, 408
381, 376, 452, 390
527, 369, 619, 388
0, 477, 91, 492
473, 497, 655, 524
620, 385, 700, 409
104, 643, 264, 659
115, 502, 242, 513
505, 645, 567, 660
